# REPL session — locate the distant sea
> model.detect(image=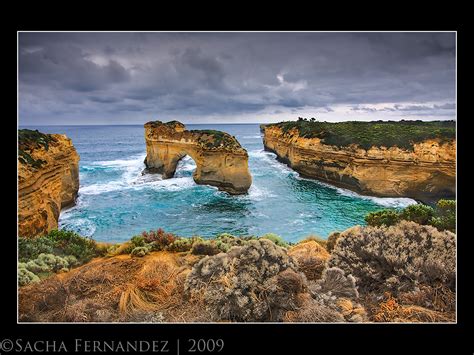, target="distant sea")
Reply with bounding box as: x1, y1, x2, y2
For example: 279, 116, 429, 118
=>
20, 124, 416, 243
